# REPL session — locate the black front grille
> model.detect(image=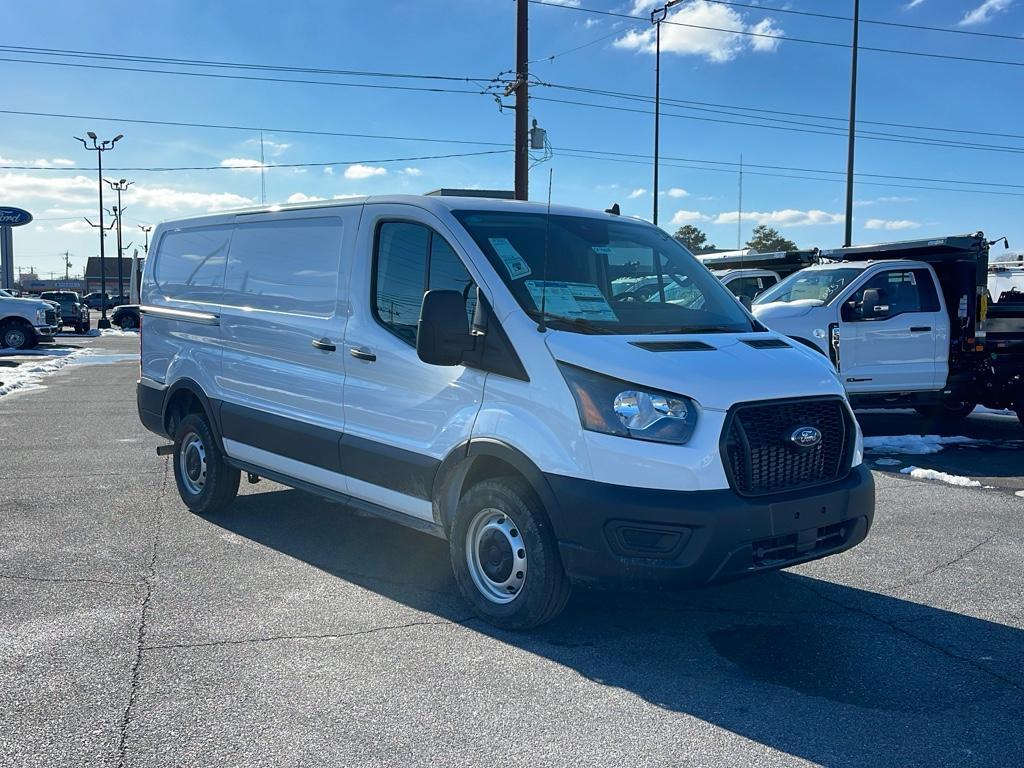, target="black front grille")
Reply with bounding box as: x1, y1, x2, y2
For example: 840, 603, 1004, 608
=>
45, 309, 57, 325
724, 397, 851, 496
